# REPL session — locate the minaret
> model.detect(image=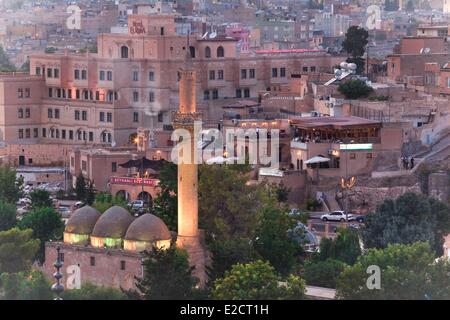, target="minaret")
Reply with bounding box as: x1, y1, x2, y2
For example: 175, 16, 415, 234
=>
173, 41, 206, 285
